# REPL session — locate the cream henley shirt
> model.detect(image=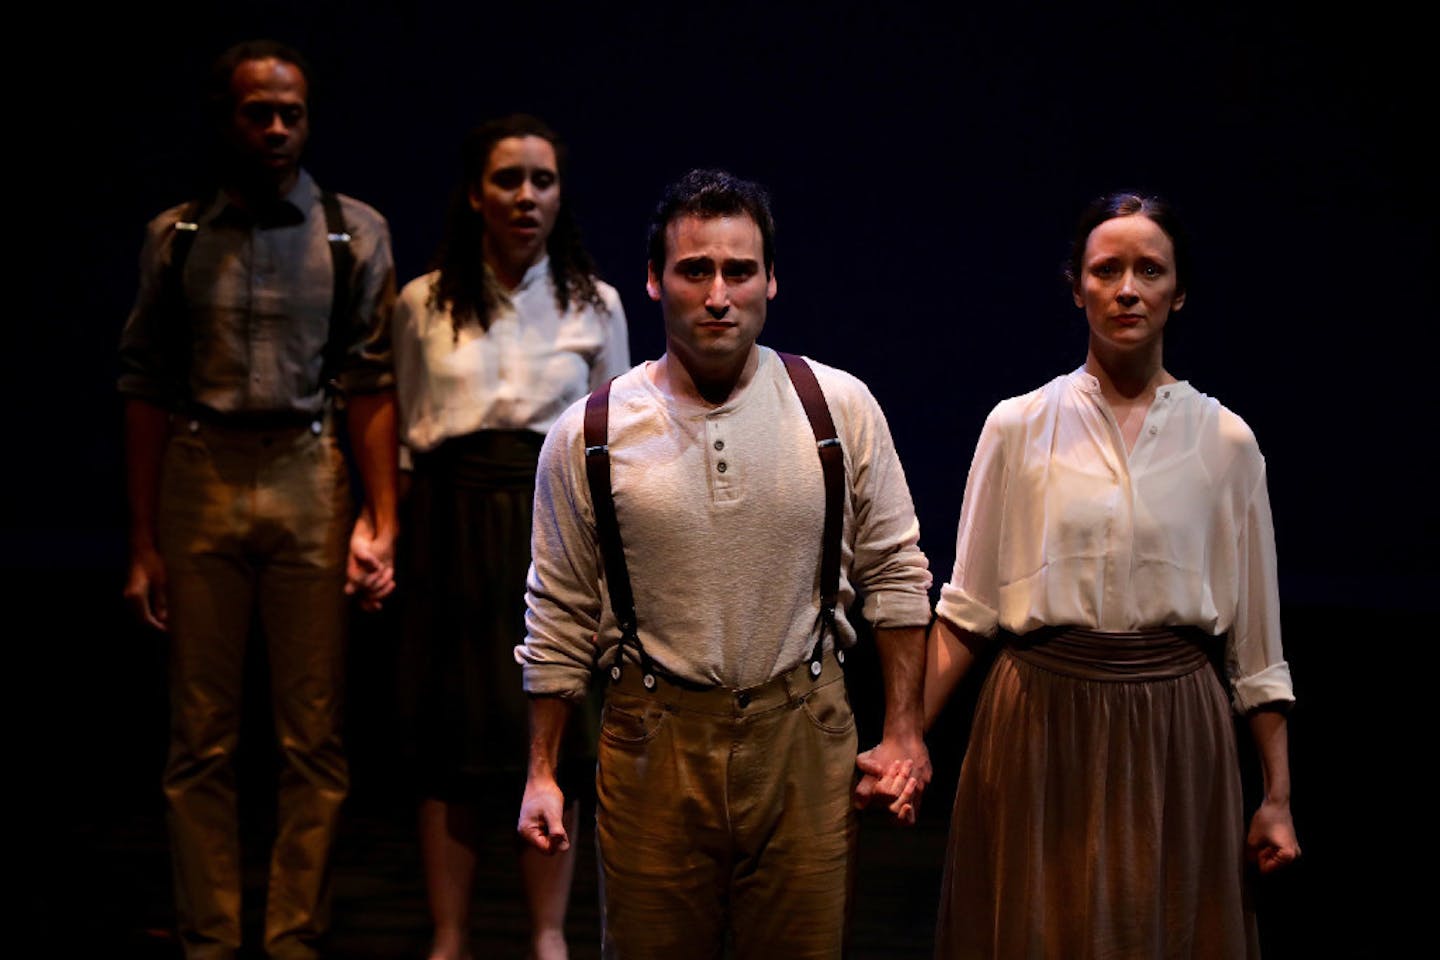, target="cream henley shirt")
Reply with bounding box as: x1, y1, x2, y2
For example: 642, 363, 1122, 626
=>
517, 347, 933, 698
